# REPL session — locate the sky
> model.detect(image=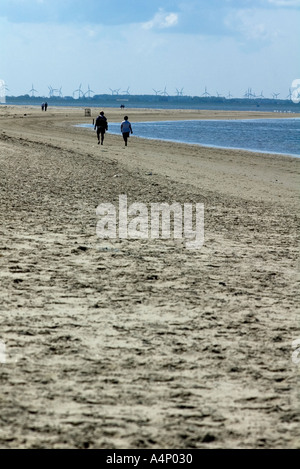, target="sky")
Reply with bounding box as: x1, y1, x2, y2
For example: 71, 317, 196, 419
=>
0, 0, 299, 99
